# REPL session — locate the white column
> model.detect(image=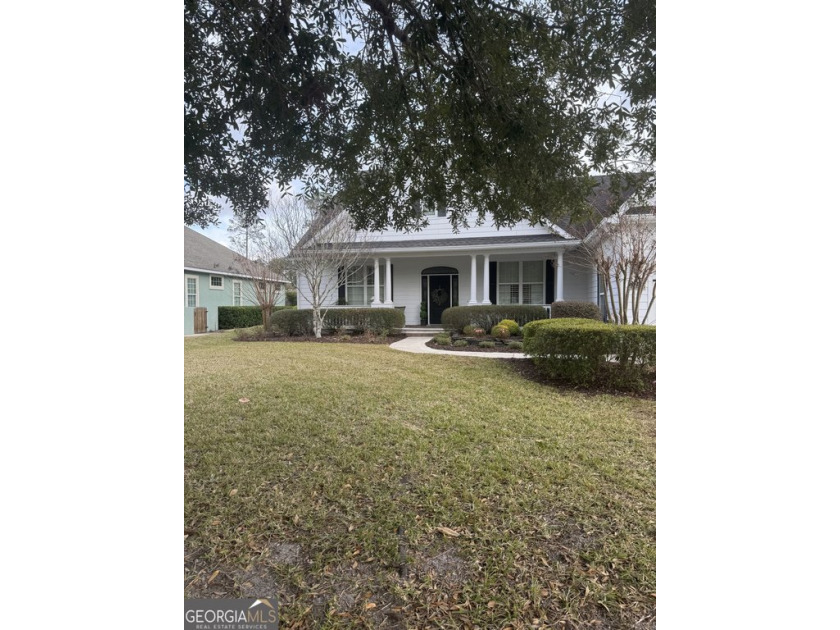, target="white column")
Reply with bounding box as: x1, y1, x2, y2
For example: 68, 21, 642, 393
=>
482, 254, 491, 304
468, 254, 477, 305
555, 251, 564, 302
591, 265, 599, 305
384, 257, 393, 305
371, 258, 382, 305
